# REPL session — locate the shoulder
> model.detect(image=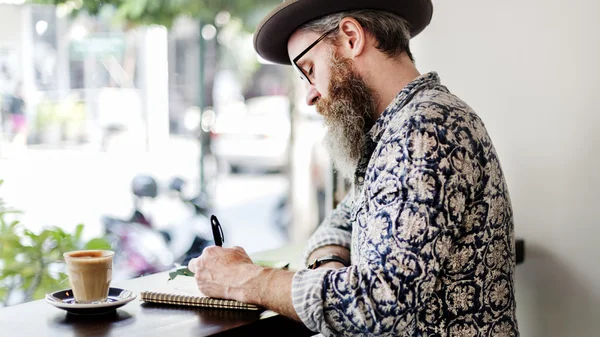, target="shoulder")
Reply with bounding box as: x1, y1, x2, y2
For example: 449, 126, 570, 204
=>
382, 87, 489, 157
